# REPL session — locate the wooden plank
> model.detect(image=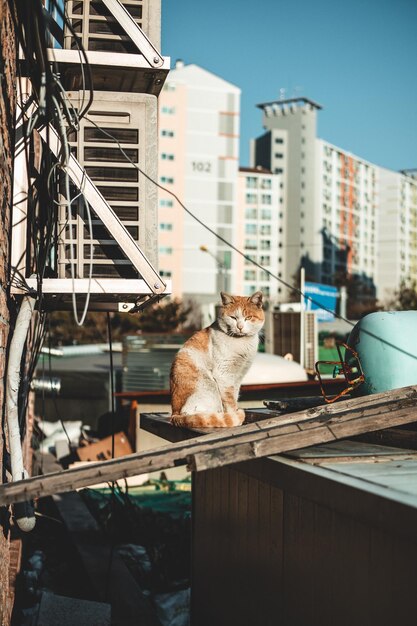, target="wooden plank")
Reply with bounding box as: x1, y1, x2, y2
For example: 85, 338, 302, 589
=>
1, 385, 417, 506
285, 440, 417, 460
303, 439, 417, 464
356, 428, 417, 450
